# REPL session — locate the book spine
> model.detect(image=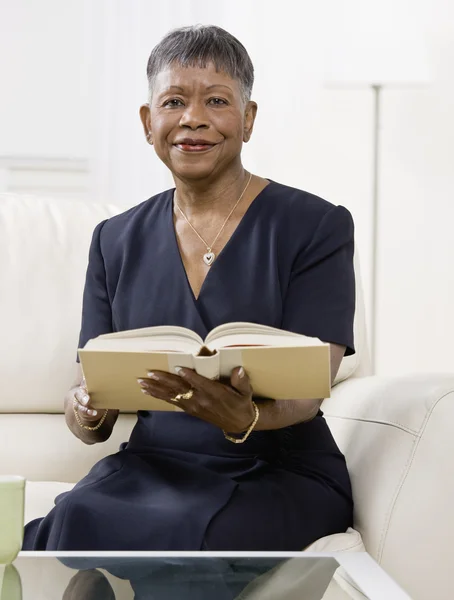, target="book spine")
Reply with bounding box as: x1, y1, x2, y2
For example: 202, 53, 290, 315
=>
193, 353, 220, 380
